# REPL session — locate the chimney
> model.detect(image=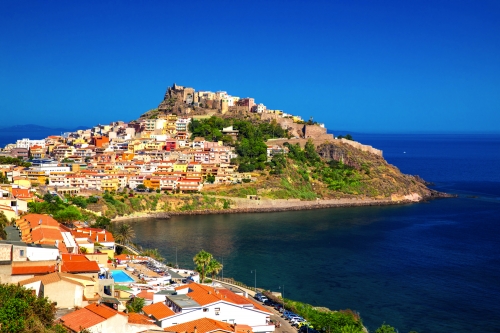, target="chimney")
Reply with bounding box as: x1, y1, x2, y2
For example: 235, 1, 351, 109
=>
194, 327, 198, 333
